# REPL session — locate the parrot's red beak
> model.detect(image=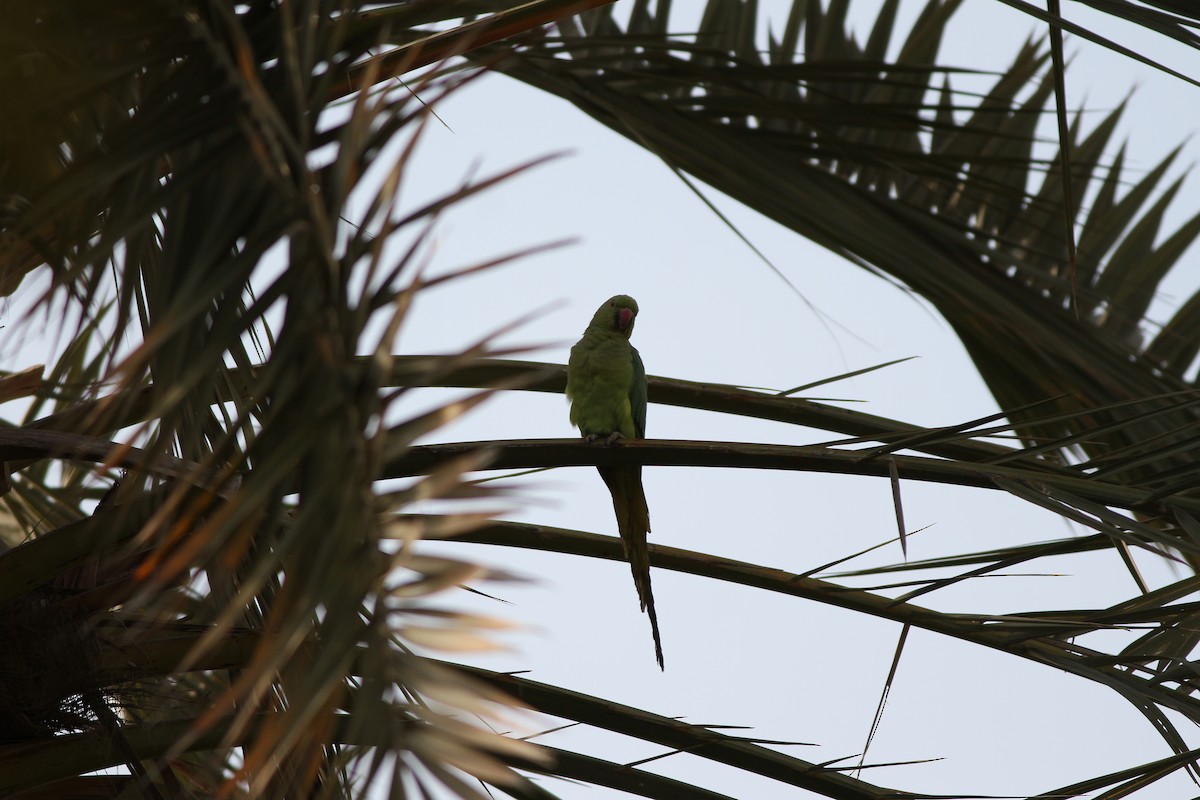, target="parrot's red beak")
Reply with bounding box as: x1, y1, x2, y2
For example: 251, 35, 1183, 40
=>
617, 307, 634, 330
